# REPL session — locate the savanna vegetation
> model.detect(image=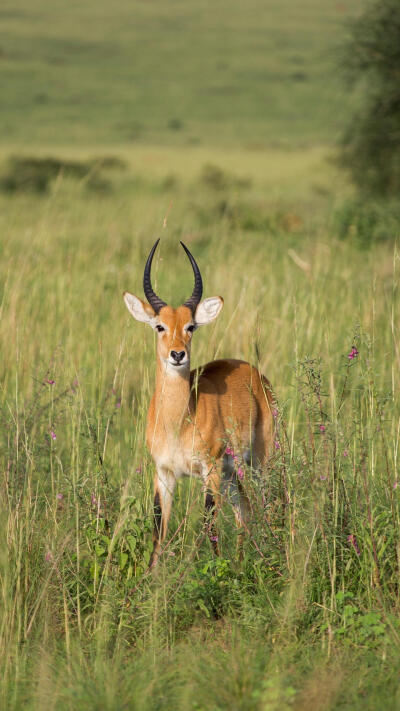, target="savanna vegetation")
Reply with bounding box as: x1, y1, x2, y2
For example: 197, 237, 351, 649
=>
1, 0, 400, 709
340, 0, 400, 195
